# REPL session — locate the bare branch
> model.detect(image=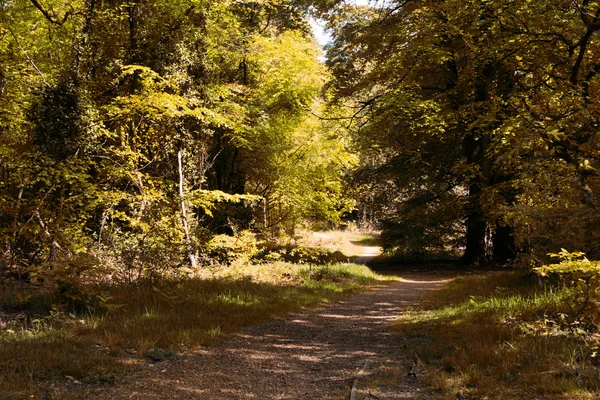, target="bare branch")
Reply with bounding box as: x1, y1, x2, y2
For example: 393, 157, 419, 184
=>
28, 0, 85, 26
